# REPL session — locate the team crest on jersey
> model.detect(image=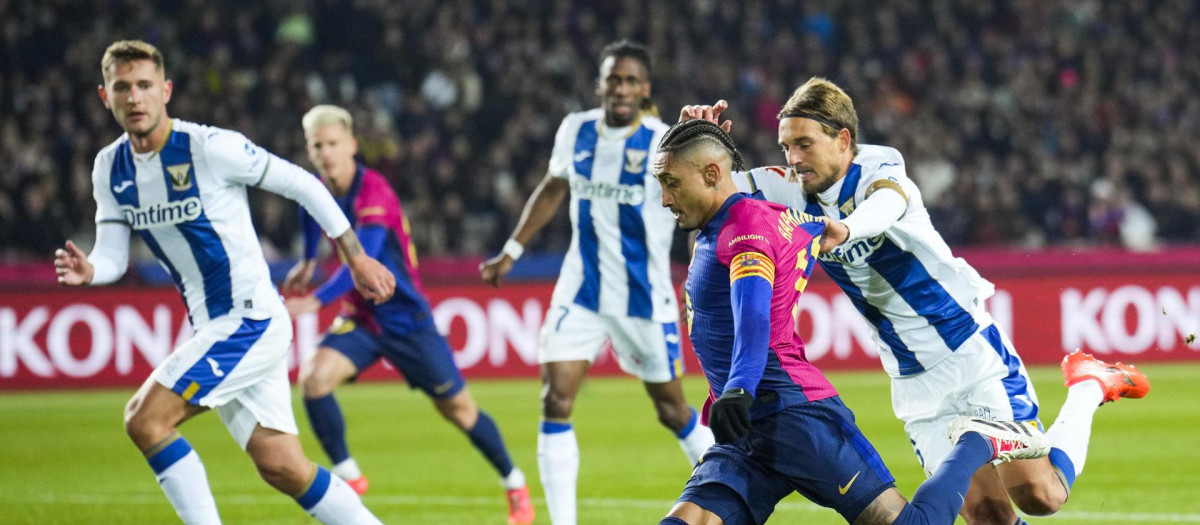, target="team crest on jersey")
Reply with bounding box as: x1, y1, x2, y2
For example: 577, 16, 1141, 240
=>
166, 163, 193, 191
839, 200, 856, 217
624, 149, 648, 172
